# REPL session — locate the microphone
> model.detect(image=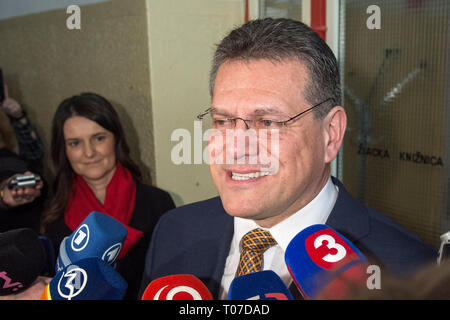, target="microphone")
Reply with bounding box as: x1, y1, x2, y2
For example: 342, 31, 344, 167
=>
227, 270, 293, 300
0, 228, 46, 295
141, 274, 213, 300
56, 211, 128, 272
285, 224, 369, 299
39, 236, 56, 276
41, 257, 127, 300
